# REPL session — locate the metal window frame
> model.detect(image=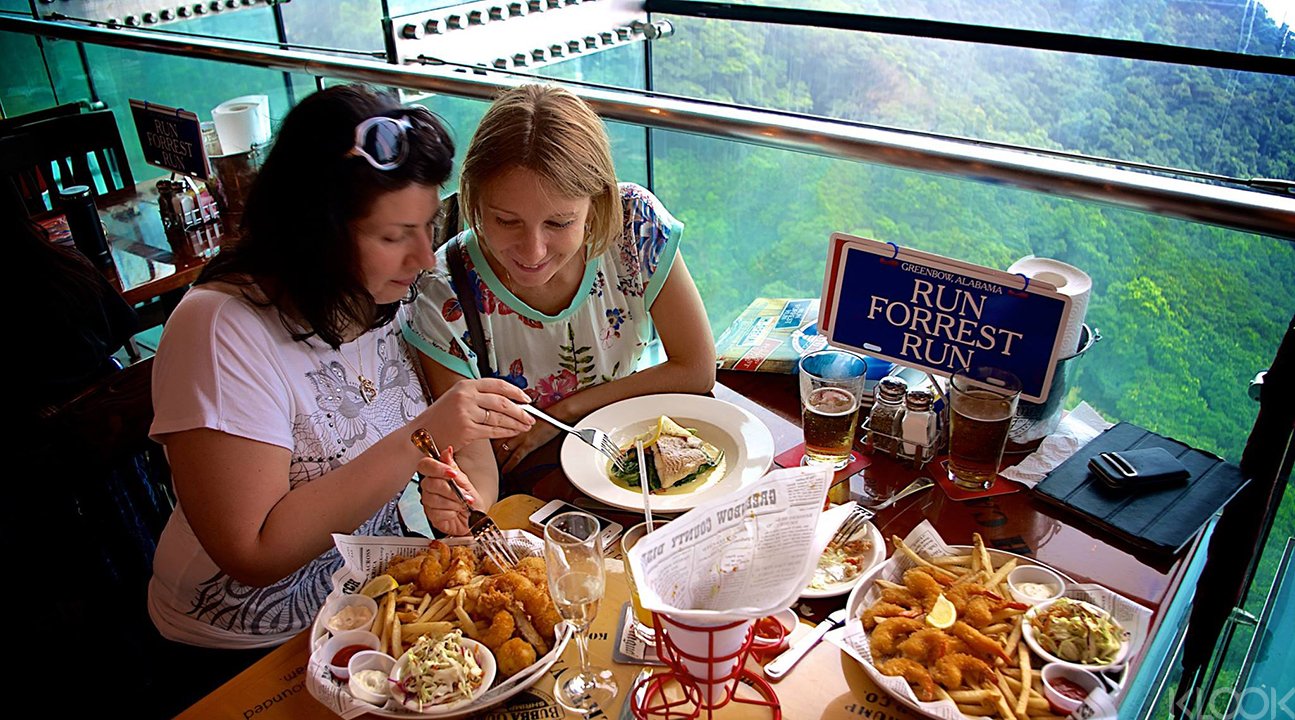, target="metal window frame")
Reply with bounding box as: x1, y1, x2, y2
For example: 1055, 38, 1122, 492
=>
1, 13, 1291, 240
